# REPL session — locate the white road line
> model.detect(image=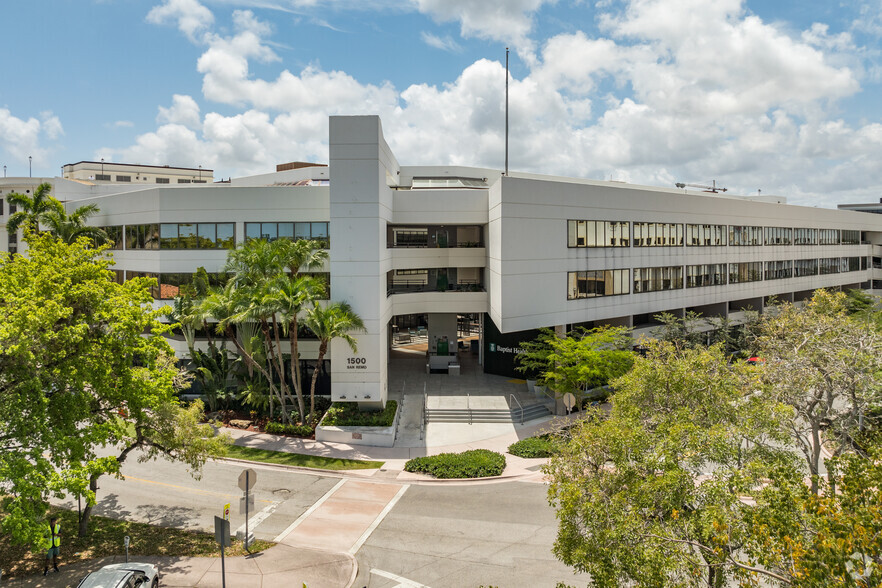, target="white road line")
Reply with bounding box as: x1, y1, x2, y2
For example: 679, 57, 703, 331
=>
349, 484, 410, 554
272, 478, 346, 543
370, 568, 429, 587
234, 500, 280, 536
